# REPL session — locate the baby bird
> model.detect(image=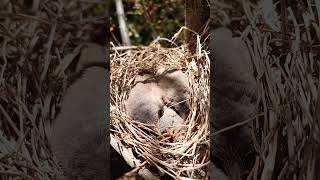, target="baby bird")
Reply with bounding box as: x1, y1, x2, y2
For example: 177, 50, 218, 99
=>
210, 162, 231, 180
159, 107, 185, 132
211, 27, 257, 179
212, 28, 256, 100
51, 66, 108, 180
157, 70, 192, 120
50, 43, 109, 180
76, 43, 106, 72
125, 75, 164, 125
